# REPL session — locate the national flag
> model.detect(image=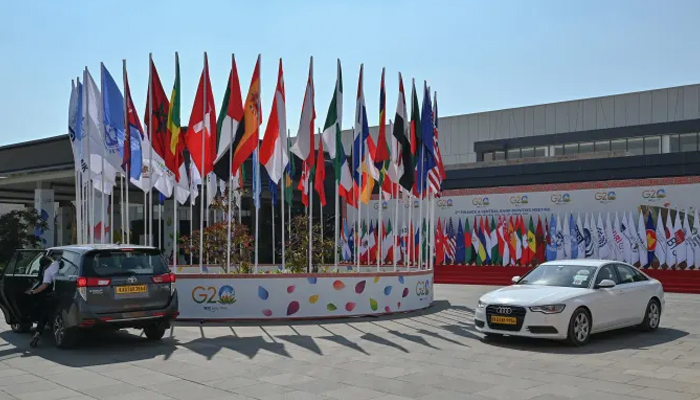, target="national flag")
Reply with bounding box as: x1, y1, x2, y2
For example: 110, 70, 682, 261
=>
321, 60, 353, 196
342, 219, 352, 262
692, 209, 700, 269
464, 217, 472, 264
497, 216, 508, 266
535, 216, 545, 263
375, 68, 391, 190
483, 216, 492, 263
574, 214, 586, 259
359, 221, 368, 262
583, 213, 594, 258
682, 210, 694, 269
294, 58, 316, 207
186, 54, 218, 178
100, 64, 126, 182
428, 91, 444, 194
508, 216, 517, 265
417, 83, 435, 197
351, 65, 371, 207
360, 135, 379, 204
434, 218, 445, 265
166, 54, 185, 182
447, 217, 457, 263
382, 219, 394, 263
472, 216, 481, 265
348, 223, 356, 261
546, 215, 557, 261
393, 74, 412, 192
368, 221, 378, 264
231, 55, 262, 178
68, 79, 87, 174
597, 213, 610, 259
638, 211, 649, 268
409, 79, 422, 175
478, 217, 488, 265
625, 212, 641, 265
285, 139, 295, 206
527, 216, 537, 264
314, 132, 327, 206
260, 59, 288, 184
673, 210, 687, 267
456, 218, 466, 264
489, 216, 499, 265
653, 210, 666, 267
146, 58, 178, 182
119, 69, 143, 181
665, 210, 675, 268
621, 212, 635, 263
611, 213, 625, 262
214, 55, 244, 181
